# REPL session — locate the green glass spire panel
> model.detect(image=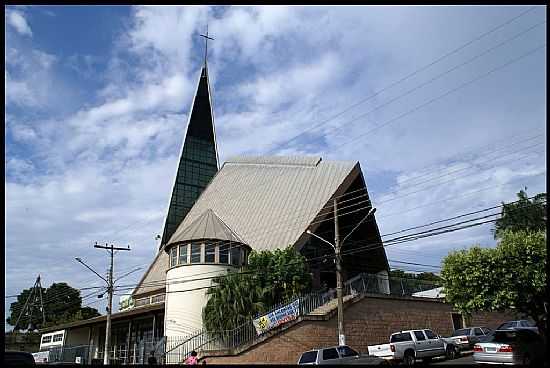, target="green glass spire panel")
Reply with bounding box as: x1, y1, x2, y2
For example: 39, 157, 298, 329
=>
160, 66, 219, 248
